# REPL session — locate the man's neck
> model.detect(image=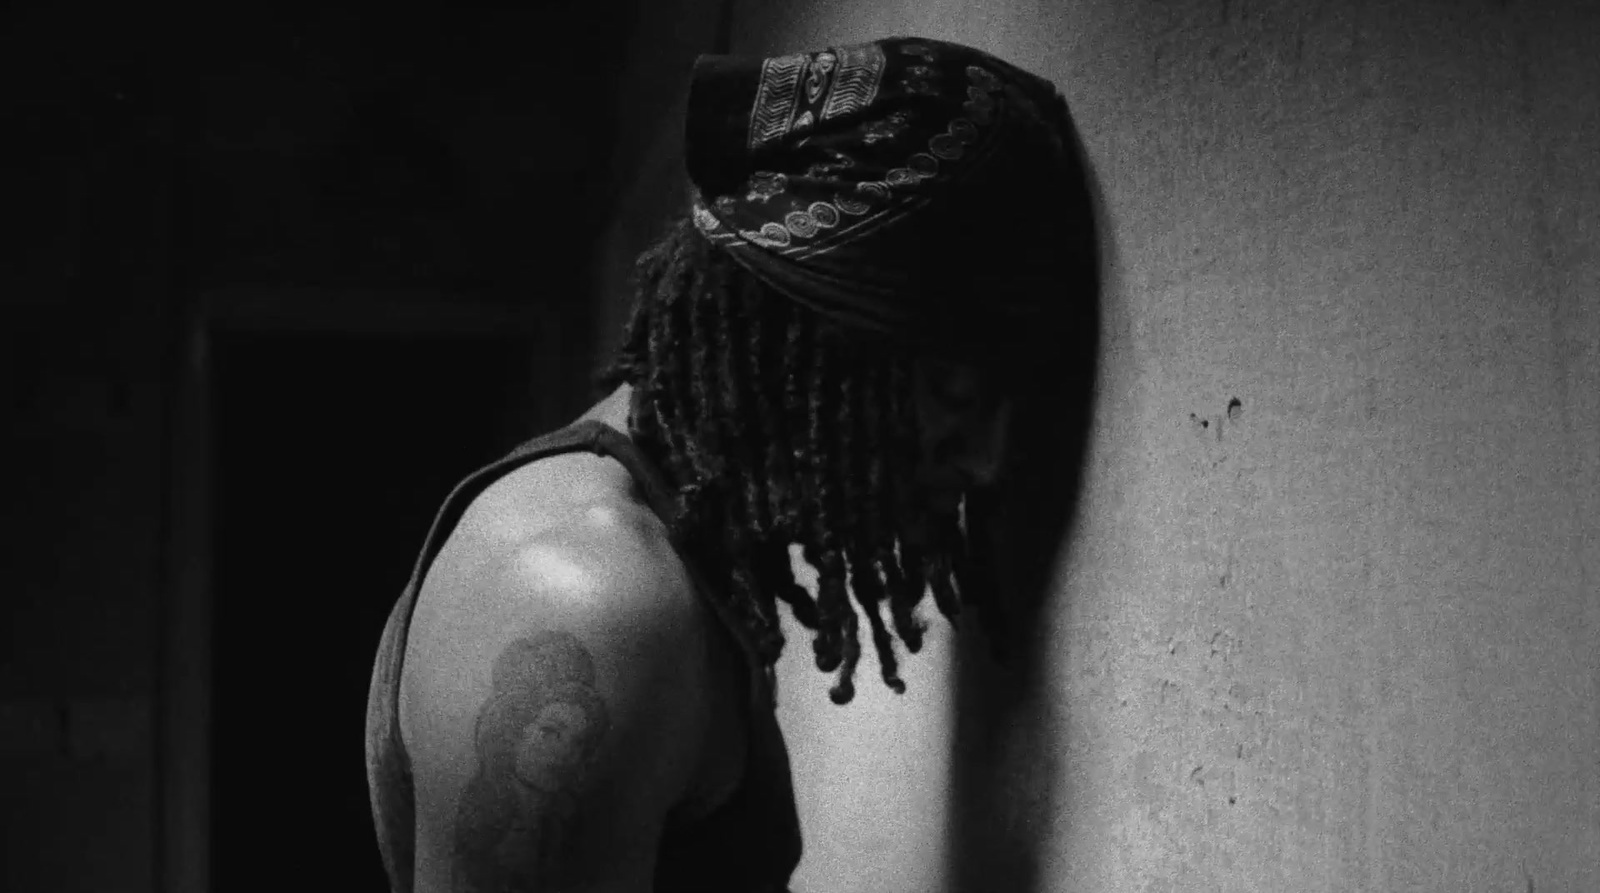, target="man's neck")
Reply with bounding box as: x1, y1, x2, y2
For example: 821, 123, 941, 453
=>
577, 384, 635, 434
